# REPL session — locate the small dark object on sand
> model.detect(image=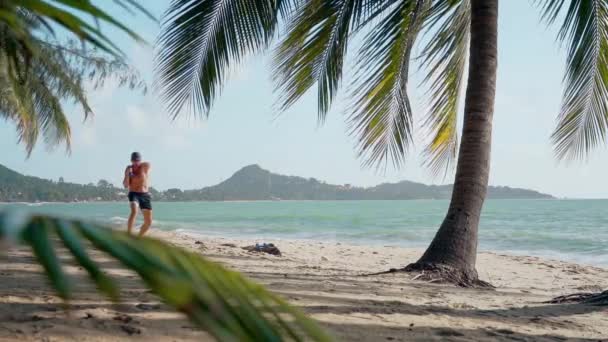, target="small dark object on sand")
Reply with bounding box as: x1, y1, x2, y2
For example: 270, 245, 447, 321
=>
195, 241, 203, 244
221, 243, 237, 248
114, 314, 133, 323
135, 303, 161, 311
120, 325, 141, 335
242, 243, 282, 256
